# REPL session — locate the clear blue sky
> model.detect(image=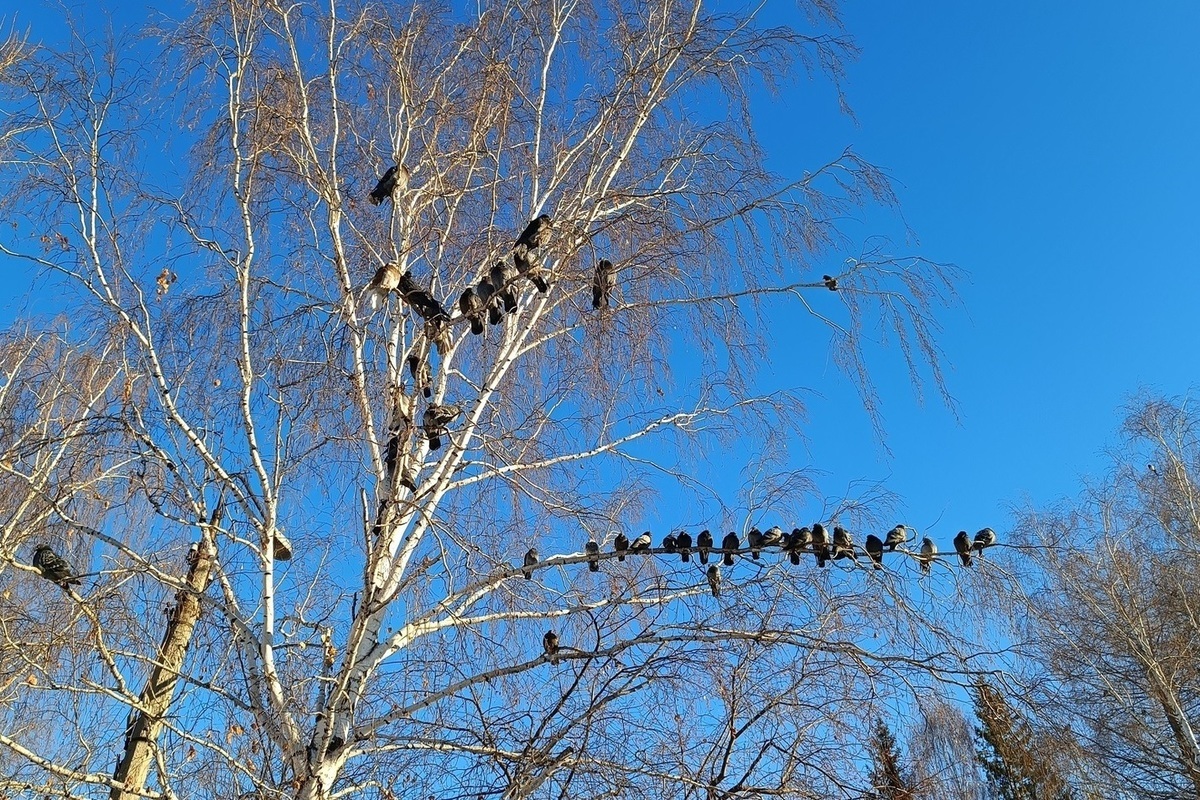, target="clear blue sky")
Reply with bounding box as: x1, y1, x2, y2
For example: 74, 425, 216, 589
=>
2, 0, 1197, 544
